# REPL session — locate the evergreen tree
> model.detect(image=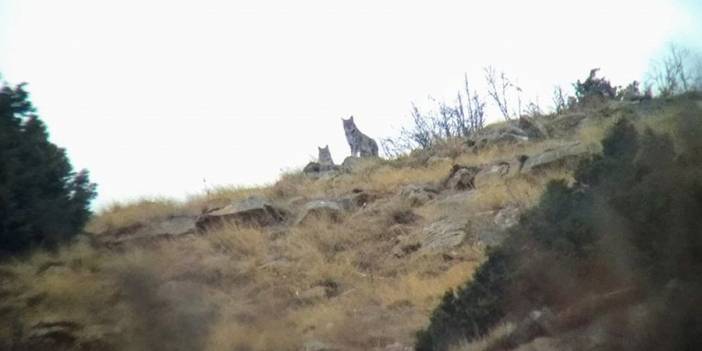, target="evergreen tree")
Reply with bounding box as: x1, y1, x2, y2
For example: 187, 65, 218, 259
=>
0, 81, 97, 255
